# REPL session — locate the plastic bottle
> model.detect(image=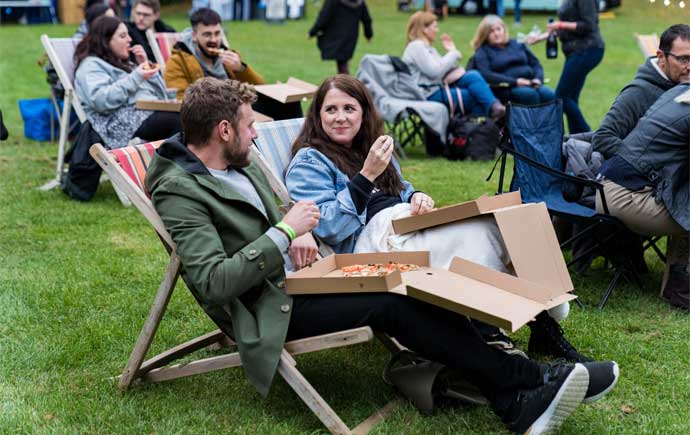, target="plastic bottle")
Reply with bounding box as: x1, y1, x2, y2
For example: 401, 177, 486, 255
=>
546, 18, 558, 59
